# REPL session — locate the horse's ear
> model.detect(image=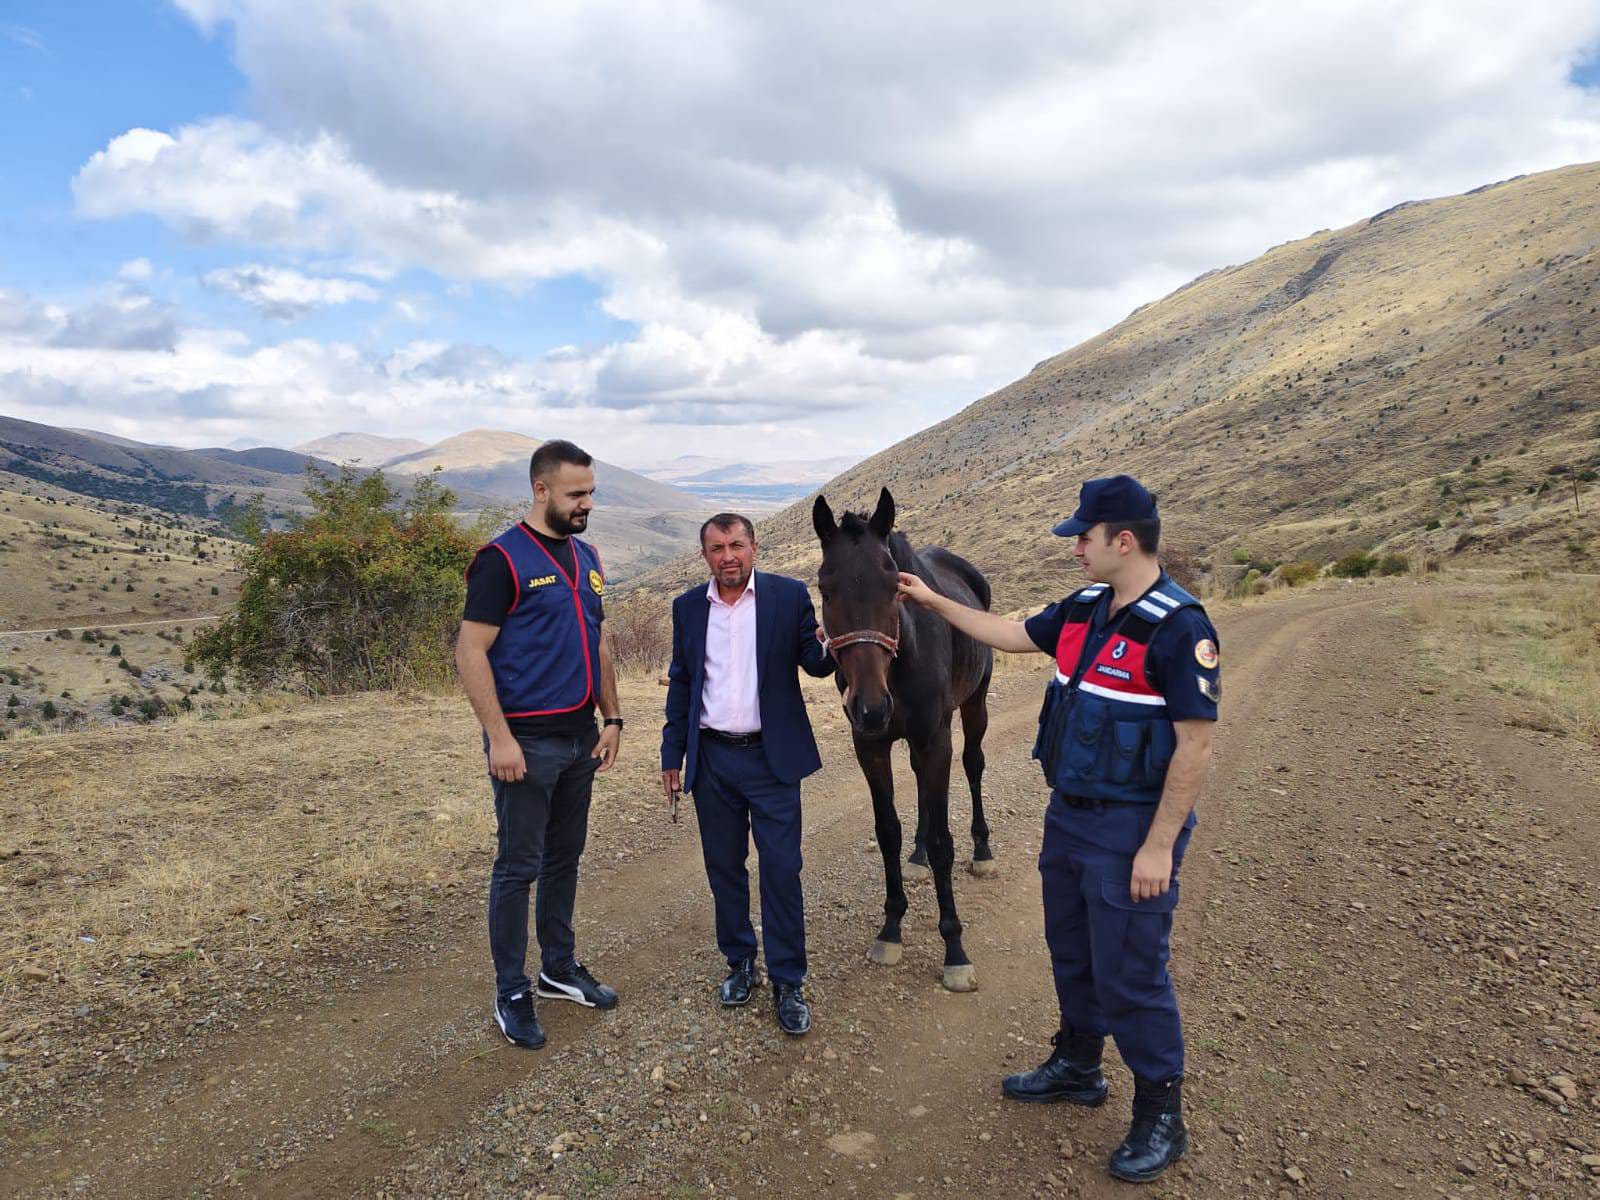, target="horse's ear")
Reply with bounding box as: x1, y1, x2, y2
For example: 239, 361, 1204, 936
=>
812, 494, 837, 542
868, 487, 895, 538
